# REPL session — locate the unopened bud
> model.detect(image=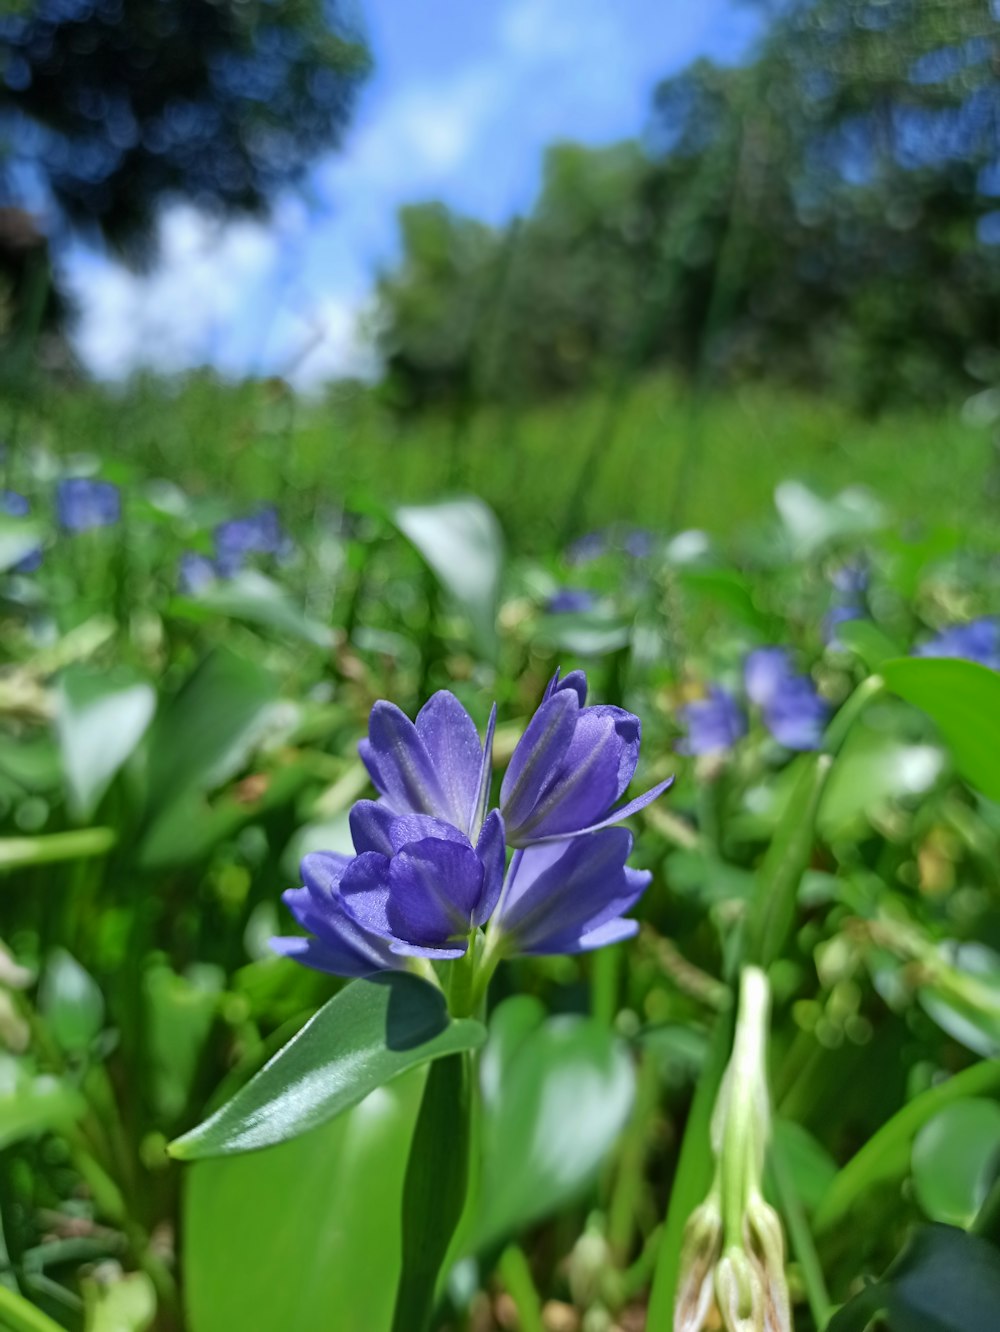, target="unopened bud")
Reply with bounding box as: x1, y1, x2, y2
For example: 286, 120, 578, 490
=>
715, 1247, 764, 1332
745, 1194, 792, 1332
674, 1197, 723, 1332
